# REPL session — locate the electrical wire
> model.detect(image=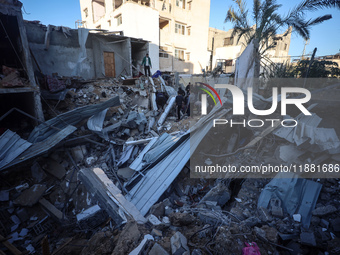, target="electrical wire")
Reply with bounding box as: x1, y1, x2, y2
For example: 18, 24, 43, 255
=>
21, 4, 31, 15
